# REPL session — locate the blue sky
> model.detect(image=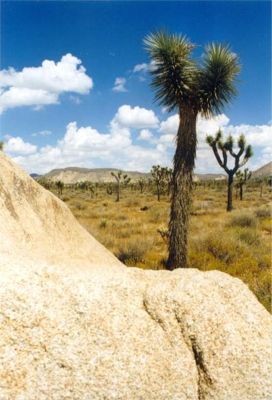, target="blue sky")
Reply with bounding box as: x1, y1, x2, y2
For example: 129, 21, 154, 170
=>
0, 0, 271, 173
